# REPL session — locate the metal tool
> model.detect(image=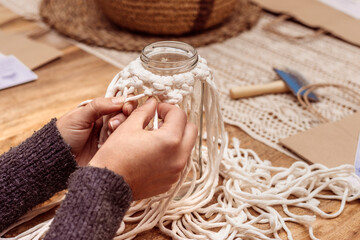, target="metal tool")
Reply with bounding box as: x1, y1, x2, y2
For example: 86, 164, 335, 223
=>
229, 68, 319, 101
